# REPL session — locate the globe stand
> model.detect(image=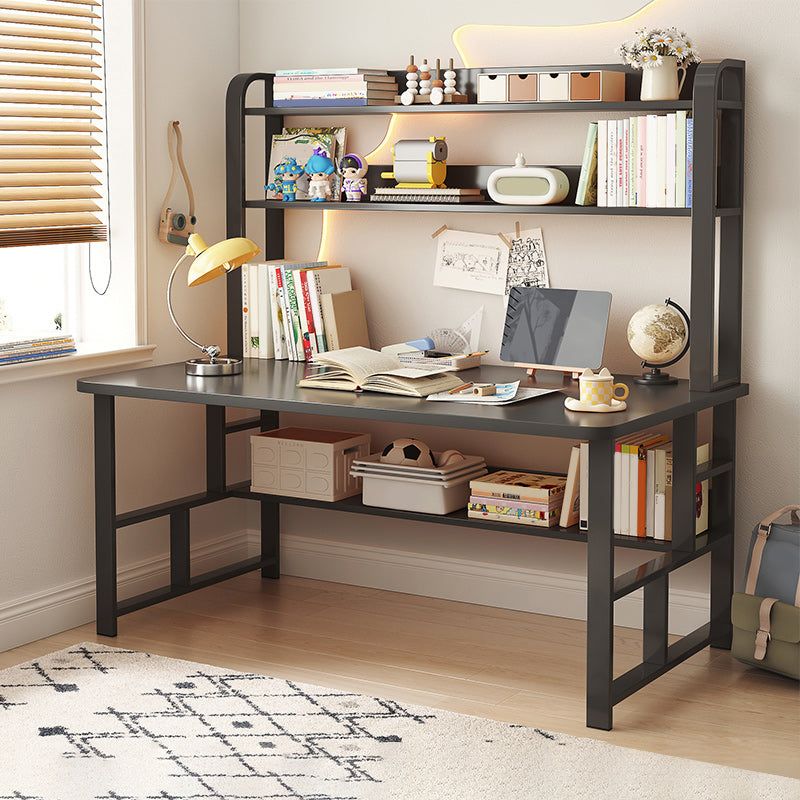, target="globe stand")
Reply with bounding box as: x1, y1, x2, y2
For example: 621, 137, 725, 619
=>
630, 298, 690, 387
635, 366, 678, 386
